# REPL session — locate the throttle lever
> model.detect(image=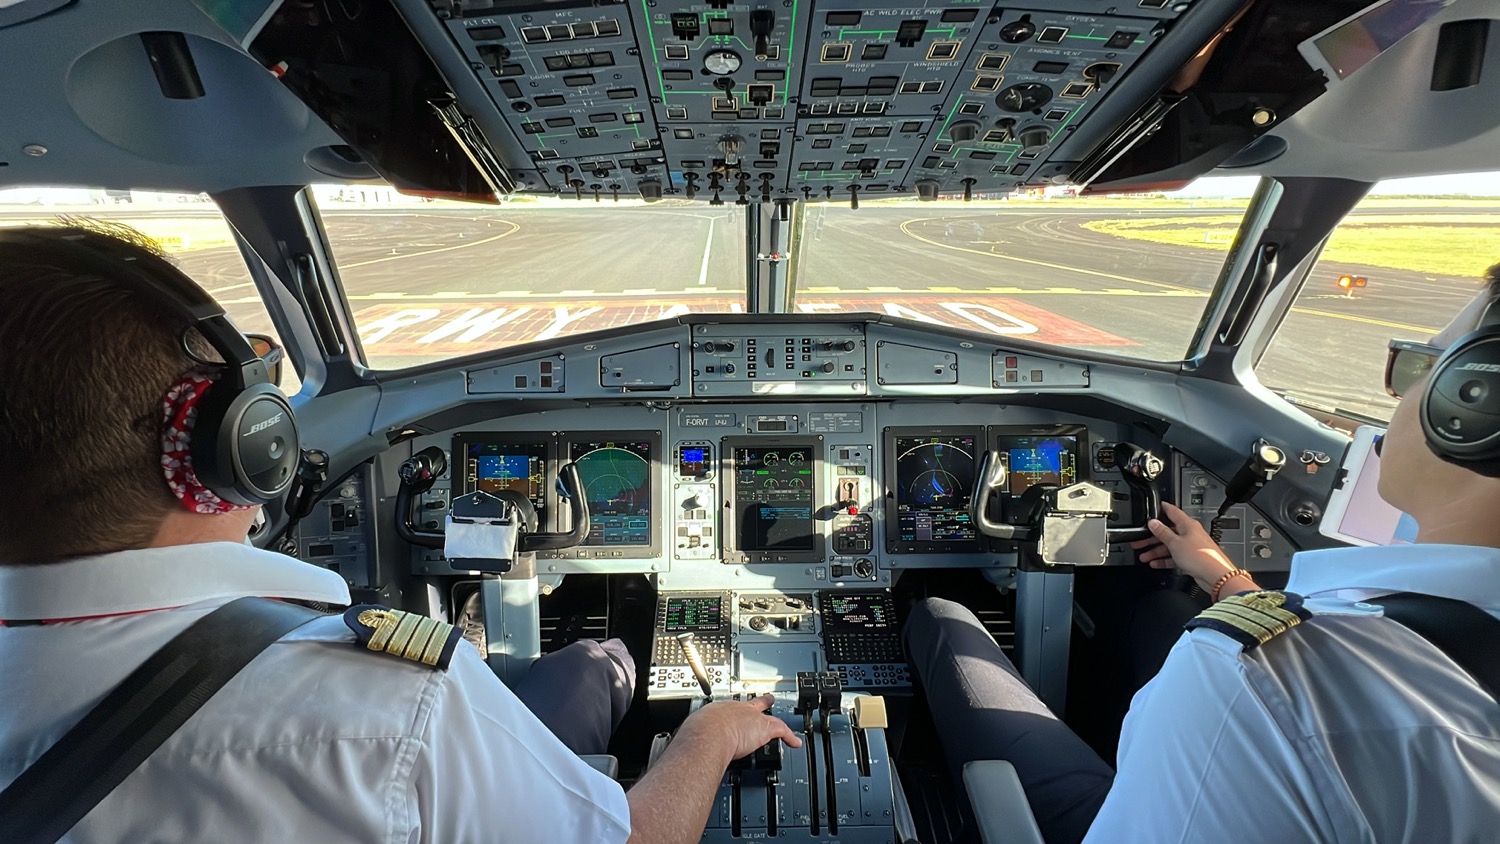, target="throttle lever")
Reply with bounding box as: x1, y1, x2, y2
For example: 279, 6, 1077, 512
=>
1105, 442, 1164, 543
